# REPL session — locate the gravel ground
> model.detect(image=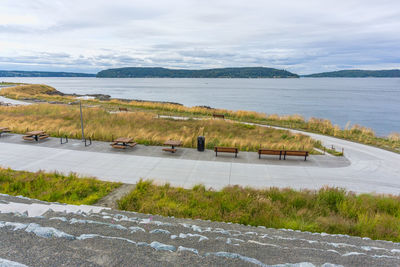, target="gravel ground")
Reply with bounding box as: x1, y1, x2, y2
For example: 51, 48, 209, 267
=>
1, 195, 399, 267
